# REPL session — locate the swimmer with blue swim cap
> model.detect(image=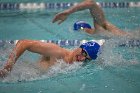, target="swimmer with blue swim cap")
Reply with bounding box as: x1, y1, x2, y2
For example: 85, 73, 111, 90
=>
53, 0, 130, 36
80, 41, 100, 60
0, 40, 104, 78
73, 21, 96, 34
74, 21, 92, 31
